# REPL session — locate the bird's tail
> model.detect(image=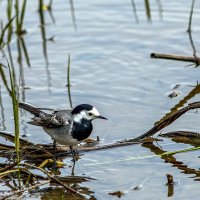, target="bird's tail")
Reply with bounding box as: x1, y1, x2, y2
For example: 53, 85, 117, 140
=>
19, 102, 43, 116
